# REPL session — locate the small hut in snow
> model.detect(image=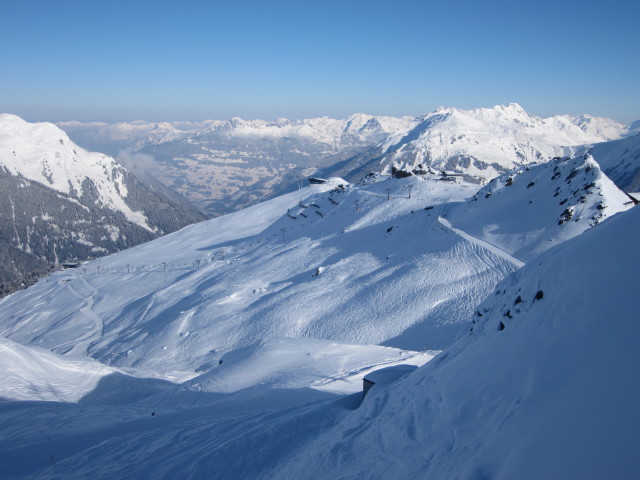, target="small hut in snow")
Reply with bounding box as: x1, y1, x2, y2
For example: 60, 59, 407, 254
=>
362, 364, 418, 398
308, 177, 327, 184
